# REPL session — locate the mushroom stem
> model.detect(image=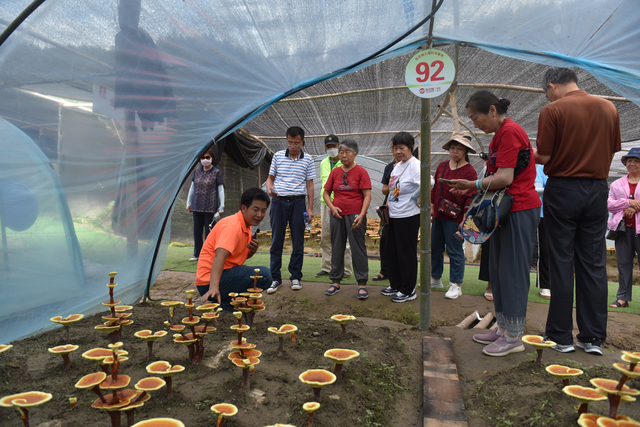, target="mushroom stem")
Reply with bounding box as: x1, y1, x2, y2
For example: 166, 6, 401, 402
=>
616, 374, 629, 391
100, 363, 110, 375
562, 378, 569, 387
242, 367, 250, 389
112, 389, 119, 405
340, 324, 347, 336
125, 409, 135, 427
111, 361, 120, 381
131, 391, 148, 405
90, 385, 107, 404
164, 376, 174, 399
277, 336, 284, 357
107, 410, 122, 427
146, 341, 154, 361
216, 414, 226, 427
307, 411, 315, 426
242, 312, 248, 327
630, 362, 638, 372
534, 349, 543, 367
290, 331, 297, 343
578, 402, 589, 415
312, 387, 321, 401
61, 354, 72, 370
237, 331, 243, 345
608, 394, 621, 419
18, 407, 29, 427
334, 363, 344, 381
